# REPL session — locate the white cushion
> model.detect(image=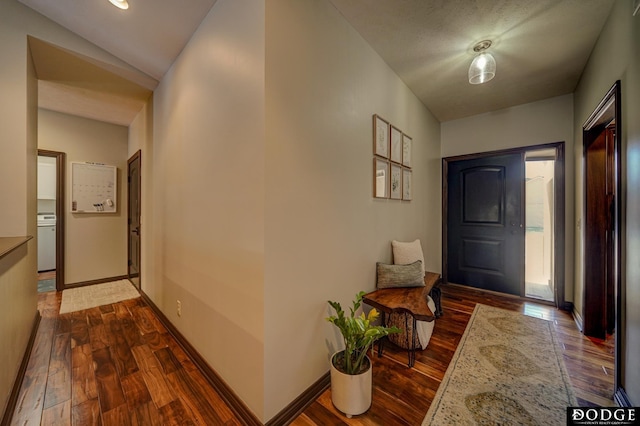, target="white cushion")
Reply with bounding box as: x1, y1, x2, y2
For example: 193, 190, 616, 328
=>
392, 239, 425, 276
